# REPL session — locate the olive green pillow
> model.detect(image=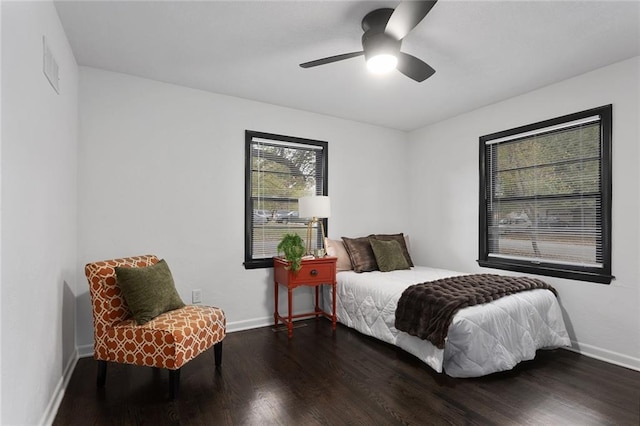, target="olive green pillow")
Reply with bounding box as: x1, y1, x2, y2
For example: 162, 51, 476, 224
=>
115, 259, 185, 325
369, 233, 414, 267
369, 239, 410, 272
